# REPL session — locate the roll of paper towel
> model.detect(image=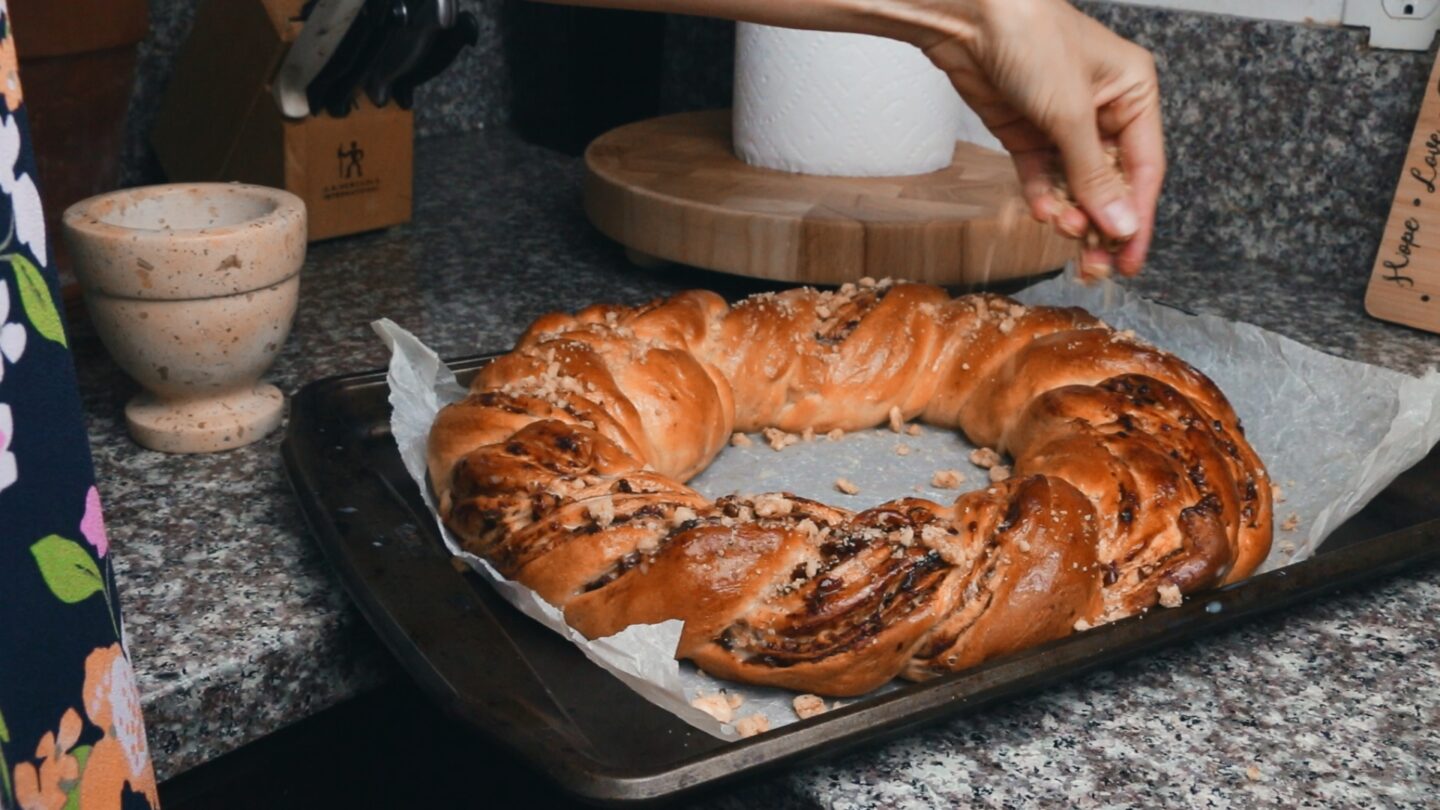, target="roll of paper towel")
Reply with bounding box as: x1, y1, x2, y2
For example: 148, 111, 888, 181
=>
733, 24, 1003, 177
